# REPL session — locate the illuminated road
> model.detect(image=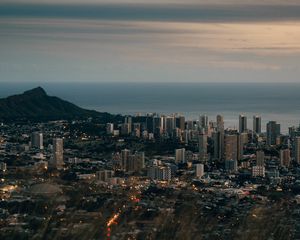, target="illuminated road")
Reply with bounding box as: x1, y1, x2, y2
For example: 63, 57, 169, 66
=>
106, 211, 120, 240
